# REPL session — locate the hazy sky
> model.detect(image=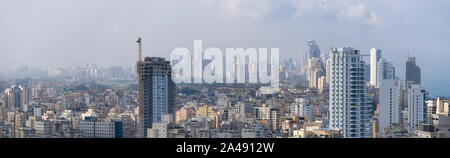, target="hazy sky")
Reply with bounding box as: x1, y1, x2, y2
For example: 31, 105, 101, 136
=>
1, 0, 450, 96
